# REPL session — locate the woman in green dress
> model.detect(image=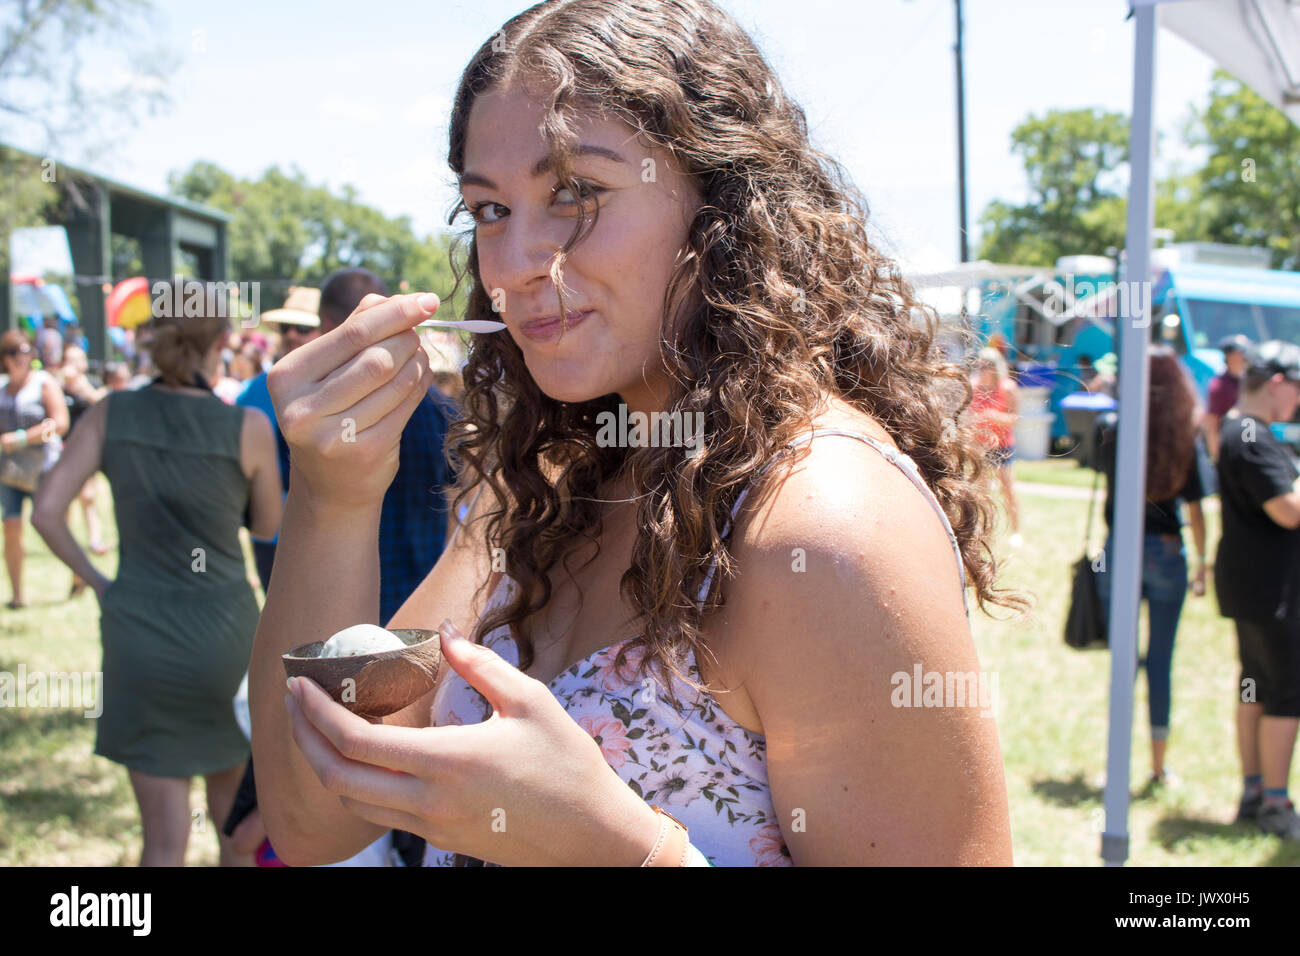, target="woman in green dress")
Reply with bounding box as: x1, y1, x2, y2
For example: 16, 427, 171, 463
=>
33, 285, 283, 865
